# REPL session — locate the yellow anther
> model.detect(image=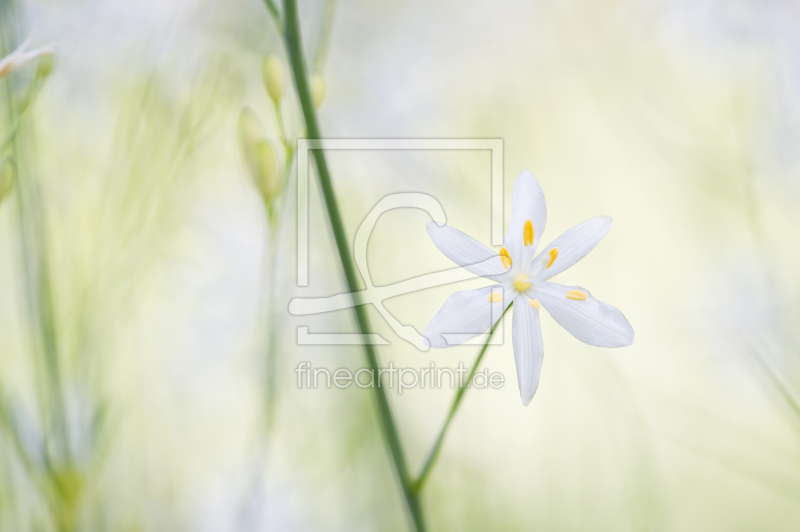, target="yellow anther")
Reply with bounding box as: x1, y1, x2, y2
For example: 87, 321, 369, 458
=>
488, 292, 503, 303
499, 247, 512, 269
528, 298, 541, 309
523, 220, 534, 247
543, 248, 558, 269
513, 274, 530, 292
566, 290, 587, 301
